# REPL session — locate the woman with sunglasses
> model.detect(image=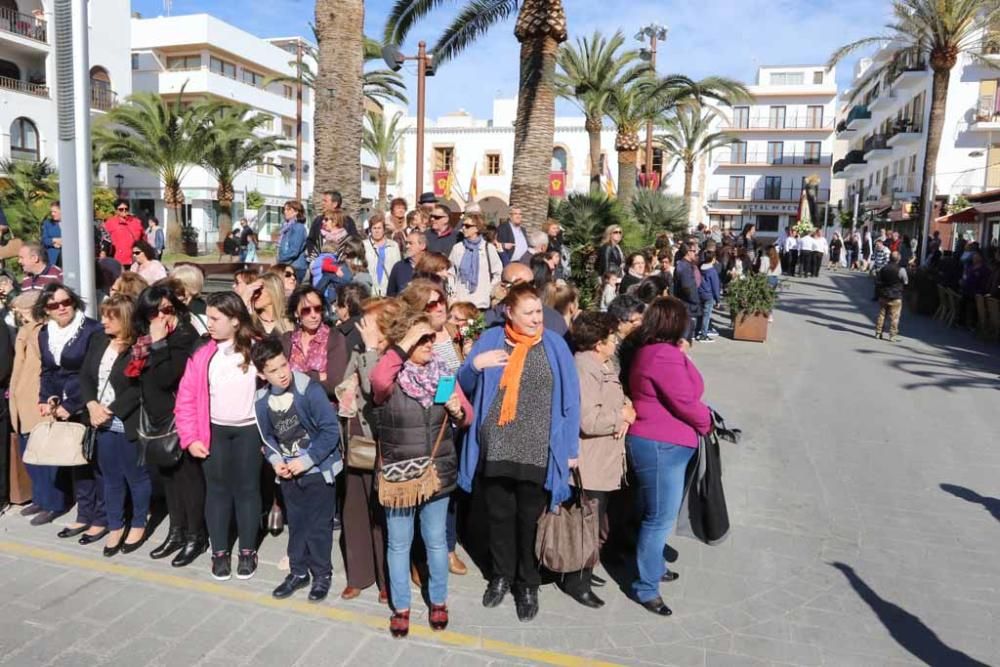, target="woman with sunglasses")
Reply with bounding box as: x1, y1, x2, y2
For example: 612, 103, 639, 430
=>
277, 201, 309, 283
104, 199, 144, 266
35, 284, 106, 536
363, 214, 401, 297
596, 225, 625, 278
266, 264, 298, 297
130, 239, 167, 284
131, 284, 206, 567
80, 295, 149, 557
448, 213, 502, 310
250, 273, 293, 336
281, 286, 348, 398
